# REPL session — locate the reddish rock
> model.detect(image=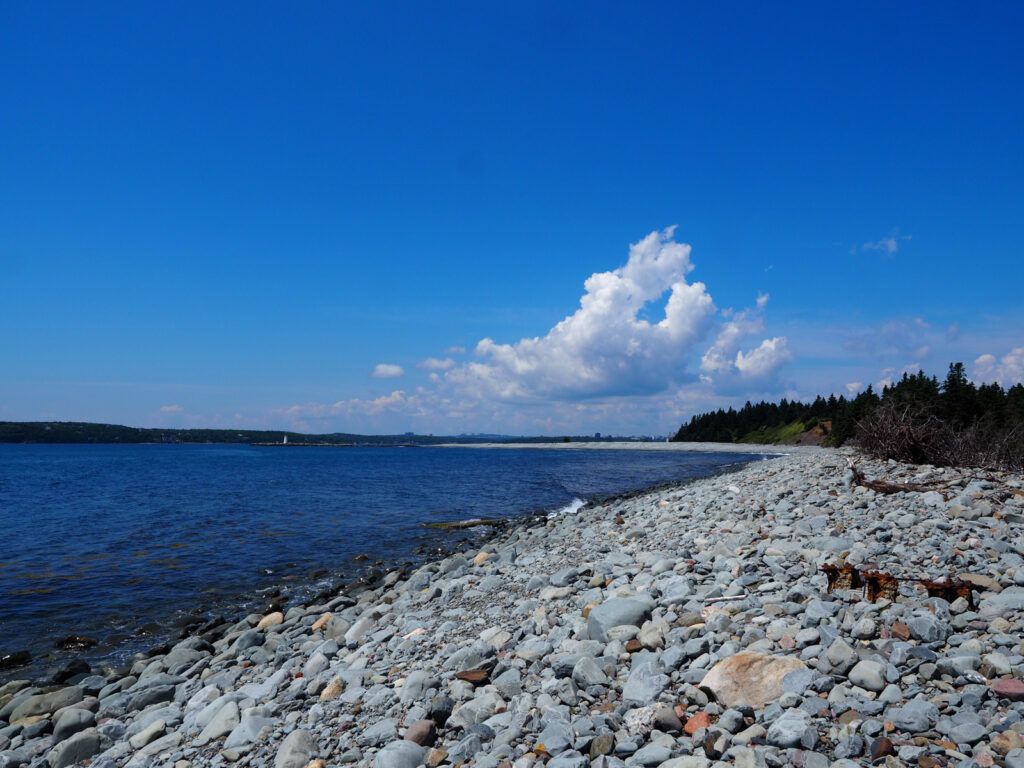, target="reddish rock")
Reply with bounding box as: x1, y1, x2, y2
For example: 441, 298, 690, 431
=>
838, 710, 861, 725
684, 712, 710, 735
425, 748, 447, 768
992, 730, 1024, 755
869, 736, 894, 759
890, 622, 910, 641
404, 719, 437, 746
699, 651, 808, 708
455, 669, 489, 685
990, 678, 1024, 701
624, 639, 643, 653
